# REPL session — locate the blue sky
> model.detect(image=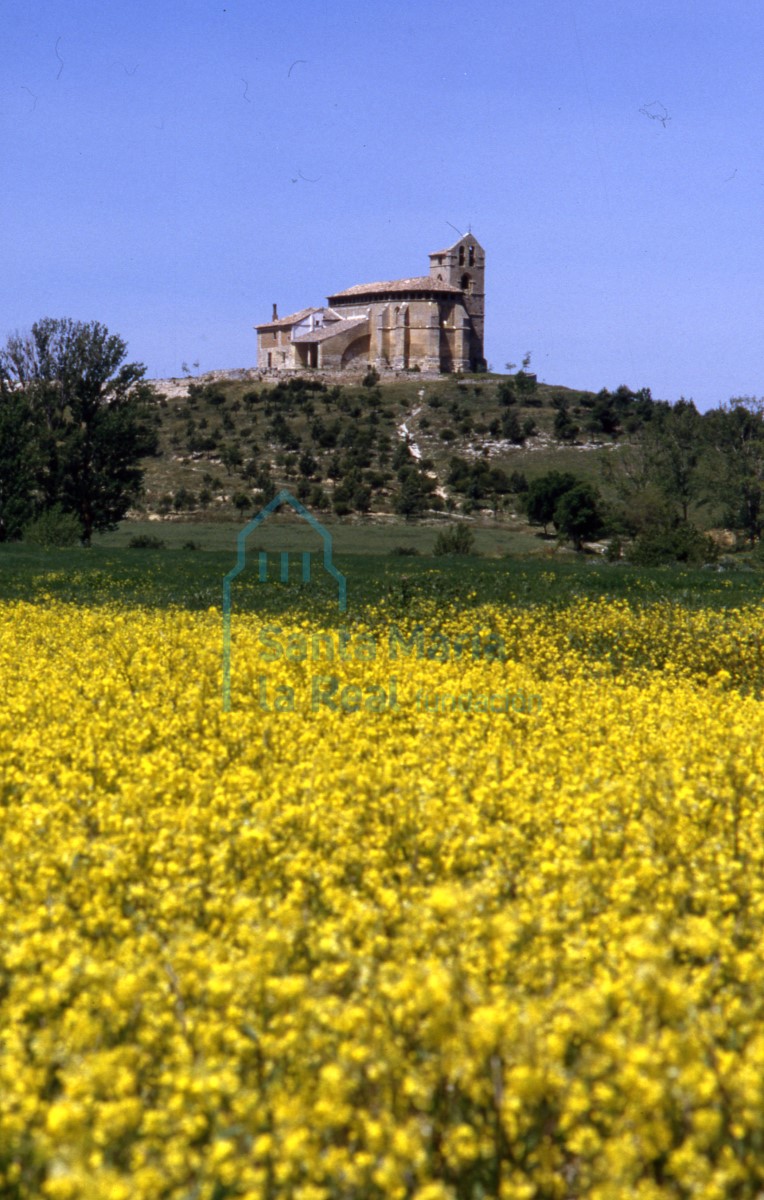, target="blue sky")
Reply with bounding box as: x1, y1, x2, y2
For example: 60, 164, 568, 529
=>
3, 0, 763, 409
